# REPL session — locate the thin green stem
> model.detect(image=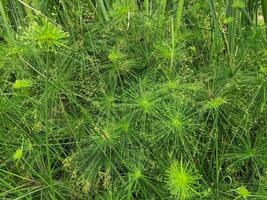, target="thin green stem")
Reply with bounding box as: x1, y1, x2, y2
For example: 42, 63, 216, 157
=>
98, 0, 109, 21
175, 0, 184, 34
44, 54, 55, 198
262, 0, 267, 30
0, 0, 13, 40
